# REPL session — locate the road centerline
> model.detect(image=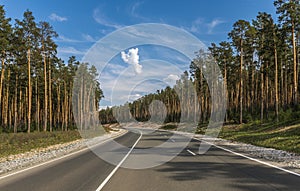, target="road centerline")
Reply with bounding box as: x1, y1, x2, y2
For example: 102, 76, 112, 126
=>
187, 149, 196, 156
95, 130, 143, 191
